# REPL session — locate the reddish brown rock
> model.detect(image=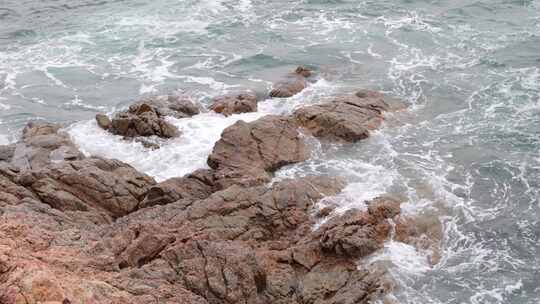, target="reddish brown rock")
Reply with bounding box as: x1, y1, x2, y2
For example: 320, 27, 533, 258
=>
139, 169, 216, 209
0, 169, 402, 304
314, 208, 393, 259
394, 214, 443, 265
367, 196, 402, 220
210, 91, 258, 116
207, 115, 307, 188
0, 112, 411, 304
269, 66, 313, 98
294, 90, 392, 142
17, 157, 156, 221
